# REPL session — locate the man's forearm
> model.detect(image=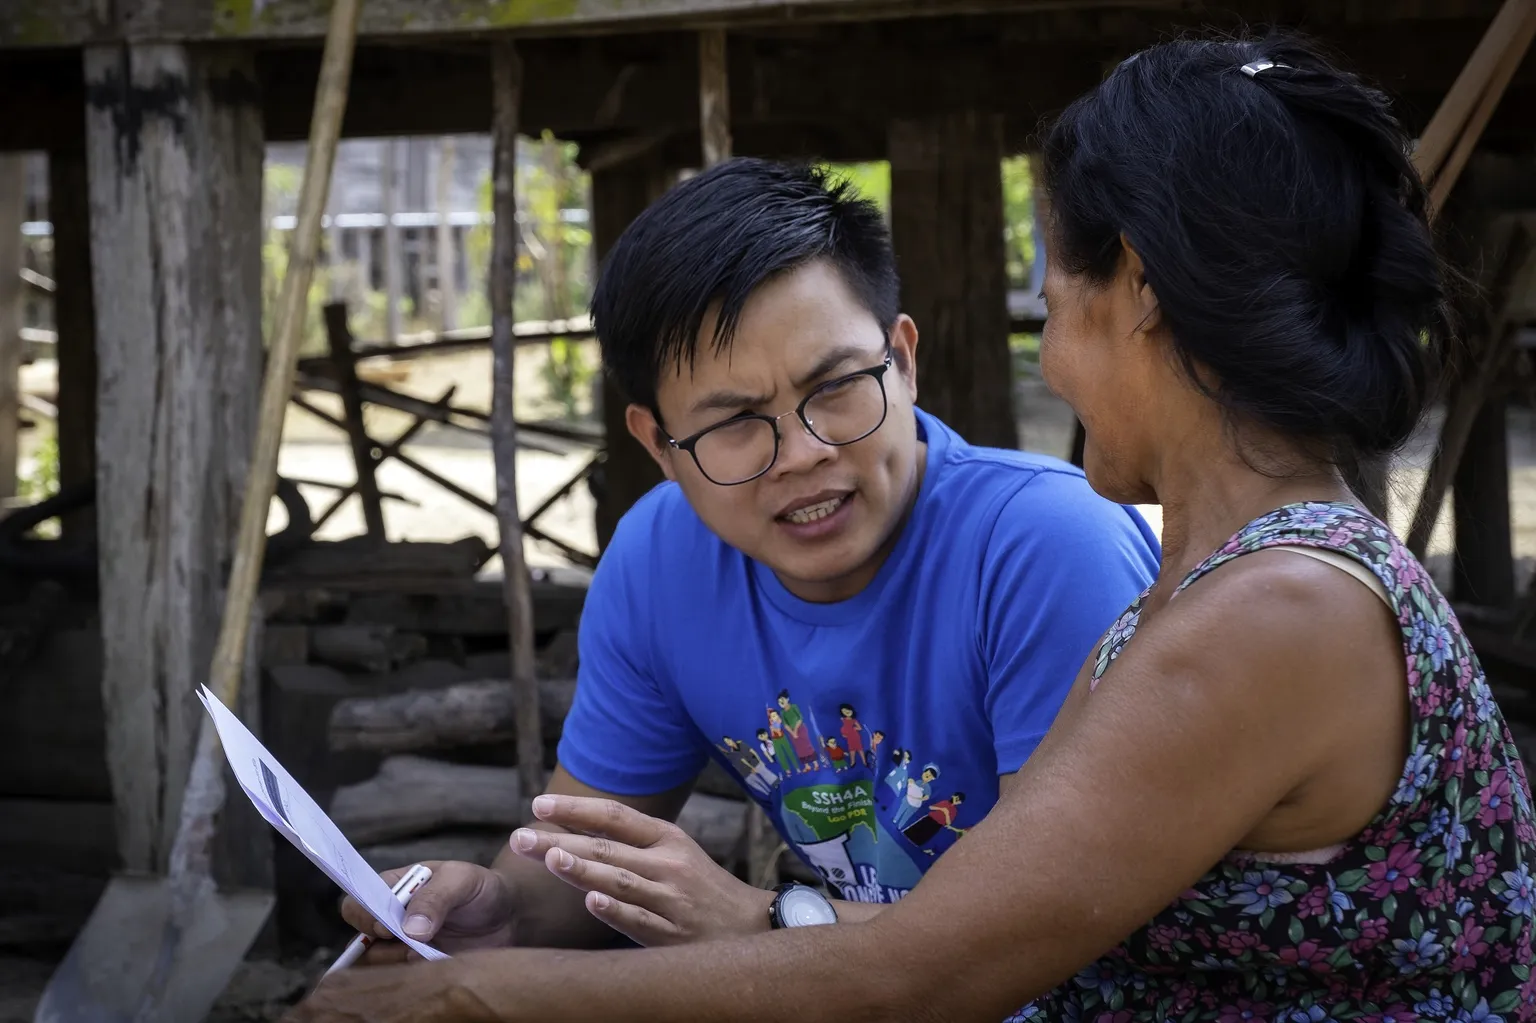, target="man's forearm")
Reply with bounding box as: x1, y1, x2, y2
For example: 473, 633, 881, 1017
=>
490, 822, 621, 949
